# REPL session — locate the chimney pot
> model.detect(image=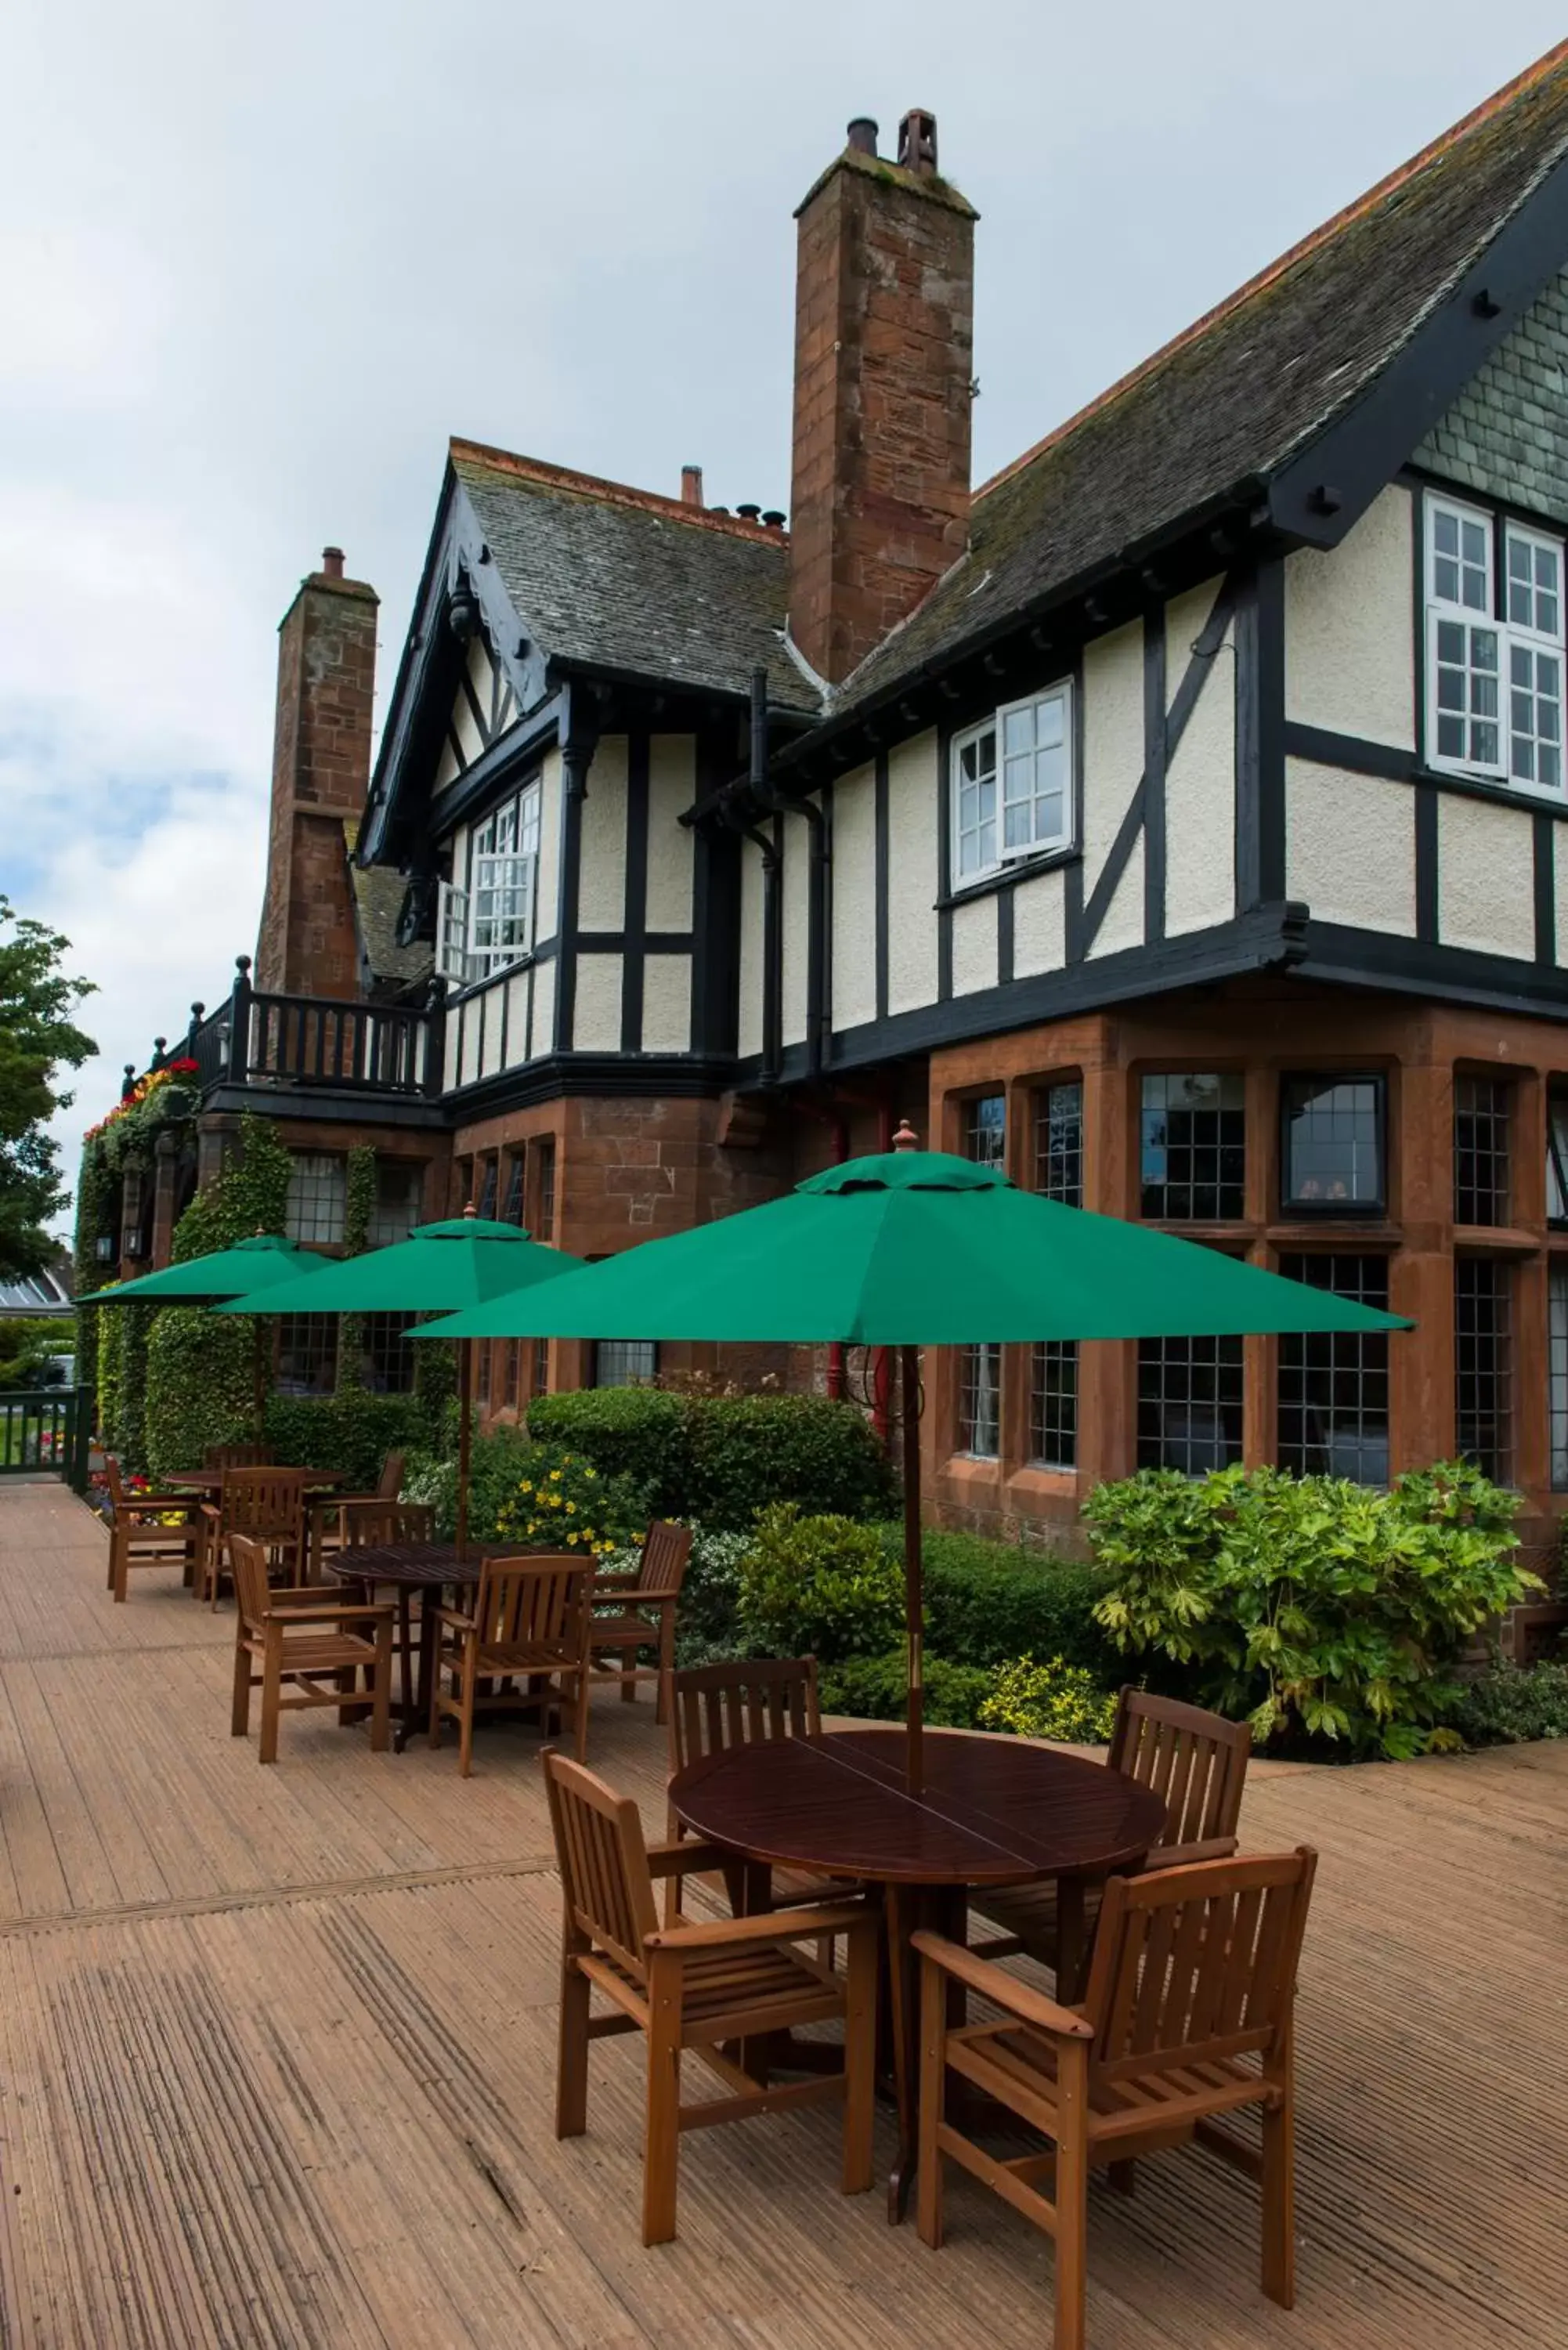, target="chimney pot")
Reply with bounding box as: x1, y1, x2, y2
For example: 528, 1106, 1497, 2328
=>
321, 545, 345, 579
897, 109, 938, 175
762, 509, 786, 530
680, 464, 704, 506
736, 502, 762, 522
846, 116, 879, 156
